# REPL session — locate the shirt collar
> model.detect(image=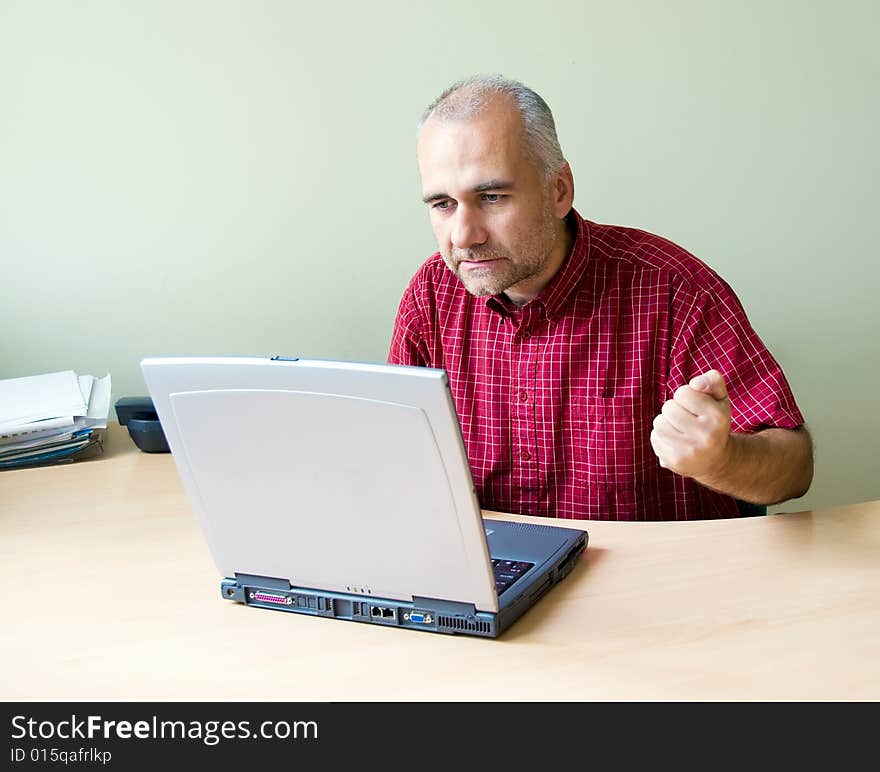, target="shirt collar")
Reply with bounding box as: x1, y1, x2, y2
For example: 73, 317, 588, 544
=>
485, 208, 590, 322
